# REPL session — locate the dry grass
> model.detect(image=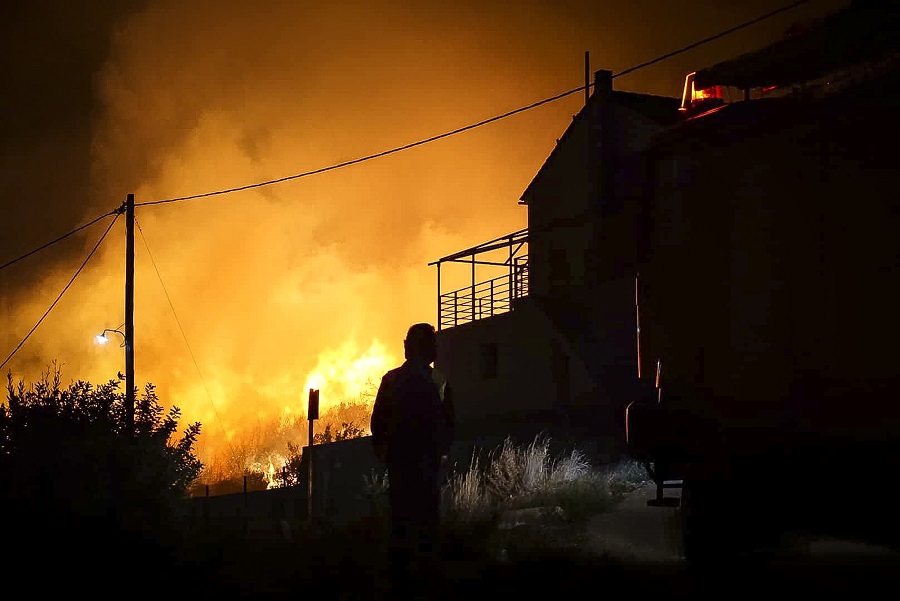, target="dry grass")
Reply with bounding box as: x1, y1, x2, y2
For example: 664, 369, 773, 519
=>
437, 435, 649, 559
442, 435, 646, 522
